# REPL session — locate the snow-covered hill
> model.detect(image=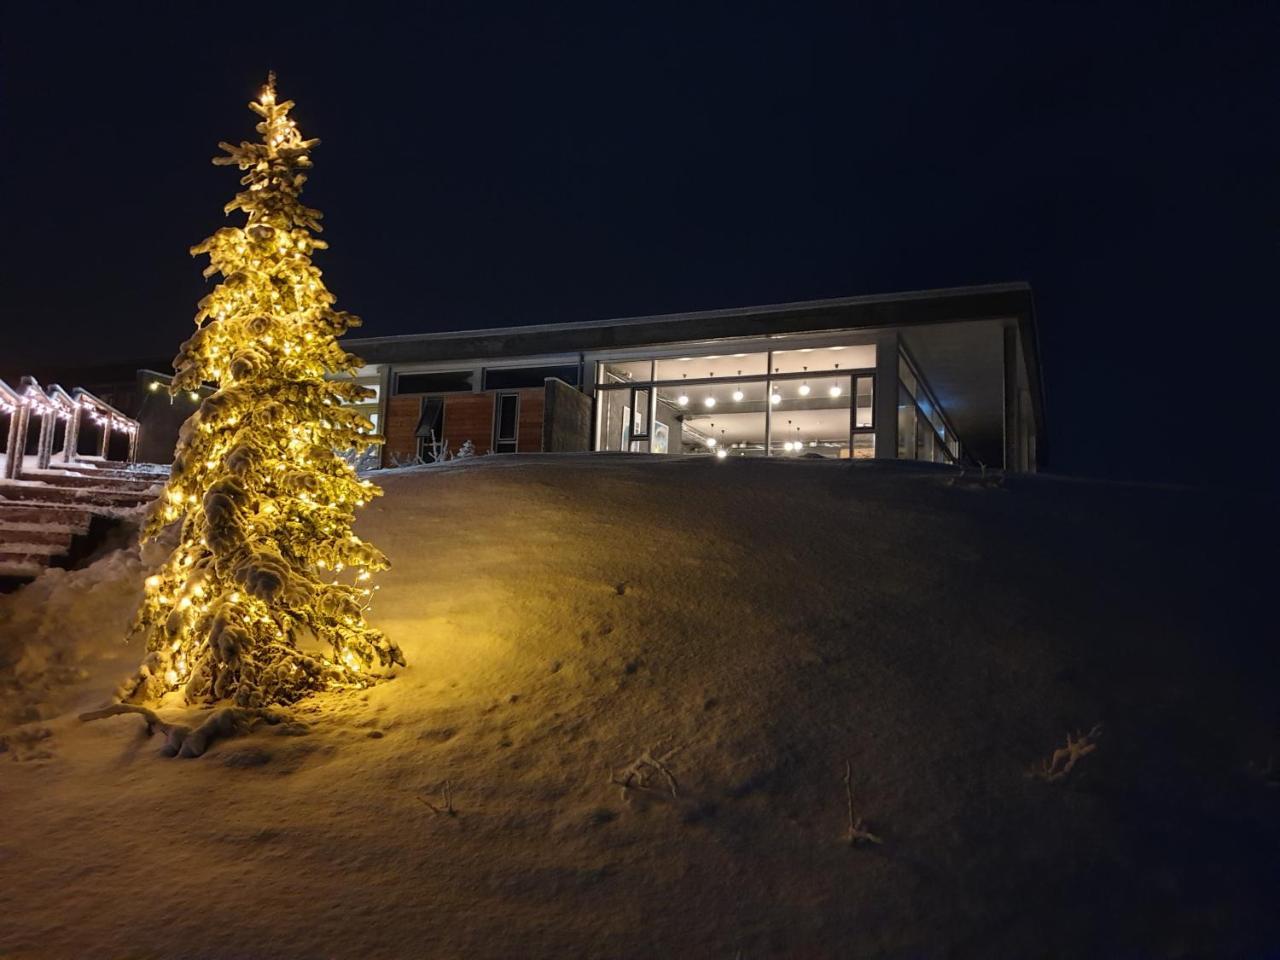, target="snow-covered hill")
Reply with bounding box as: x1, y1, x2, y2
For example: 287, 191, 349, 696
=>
1, 455, 1276, 959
